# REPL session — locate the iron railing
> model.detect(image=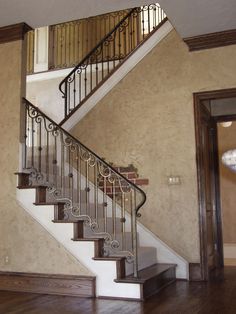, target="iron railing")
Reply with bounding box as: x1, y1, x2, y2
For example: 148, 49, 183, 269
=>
59, 3, 166, 121
26, 30, 34, 74
23, 98, 146, 277
48, 9, 130, 70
